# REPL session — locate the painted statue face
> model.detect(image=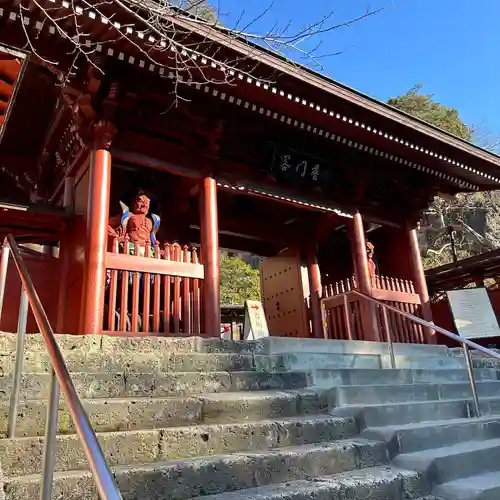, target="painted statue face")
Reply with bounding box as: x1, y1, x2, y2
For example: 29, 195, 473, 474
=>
132, 194, 150, 215
366, 242, 374, 259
